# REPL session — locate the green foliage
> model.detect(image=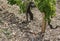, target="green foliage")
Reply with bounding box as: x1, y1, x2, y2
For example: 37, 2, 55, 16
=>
8, 0, 16, 5
8, 0, 27, 13
34, 0, 56, 21
8, 0, 56, 21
